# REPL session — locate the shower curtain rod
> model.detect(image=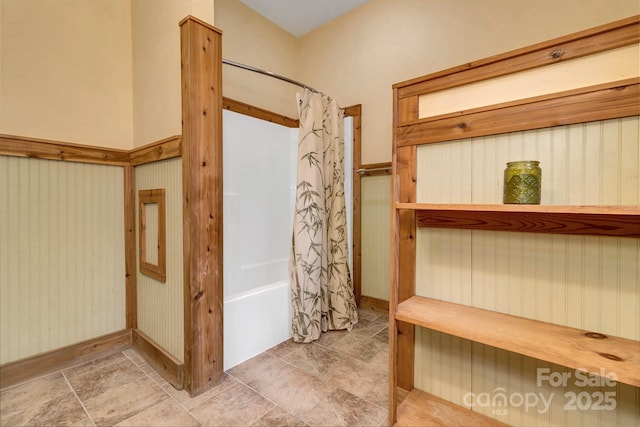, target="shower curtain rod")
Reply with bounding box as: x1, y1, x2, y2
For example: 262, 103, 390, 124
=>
222, 59, 322, 94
